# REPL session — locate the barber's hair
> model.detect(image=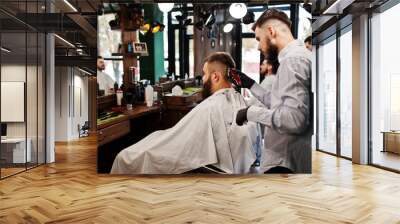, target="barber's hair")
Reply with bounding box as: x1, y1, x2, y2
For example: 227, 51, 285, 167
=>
304, 36, 312, 44
204, 52, 236, 69
252, 9, 292, 31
